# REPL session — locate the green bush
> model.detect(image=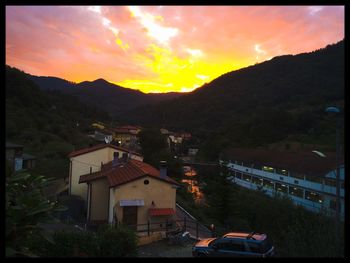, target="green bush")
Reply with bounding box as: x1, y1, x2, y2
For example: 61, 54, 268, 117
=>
26, 225, 137, 257
97, 225, 137, 257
